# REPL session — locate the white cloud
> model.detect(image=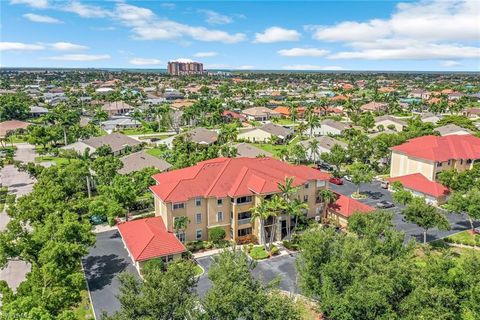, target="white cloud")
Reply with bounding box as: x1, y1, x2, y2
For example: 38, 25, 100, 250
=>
11, 0, 48, 9
441, 60, 462, 67
278, 47, 329, 57
330, 42, 480, 60
199, 10, 233, 25
50, 42, 88, 51
23, 13, 62, 24
254, 26, 301, 43
0, 42, 44, 51
62, 1, 111, 18
235, 65, 254, 70
129, 58, 162, 65
47, 54, 110, 61
310, 20, 391, 42
114, 3, 246, 43
282, 65, 345, 71
194, 51, 217, 58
